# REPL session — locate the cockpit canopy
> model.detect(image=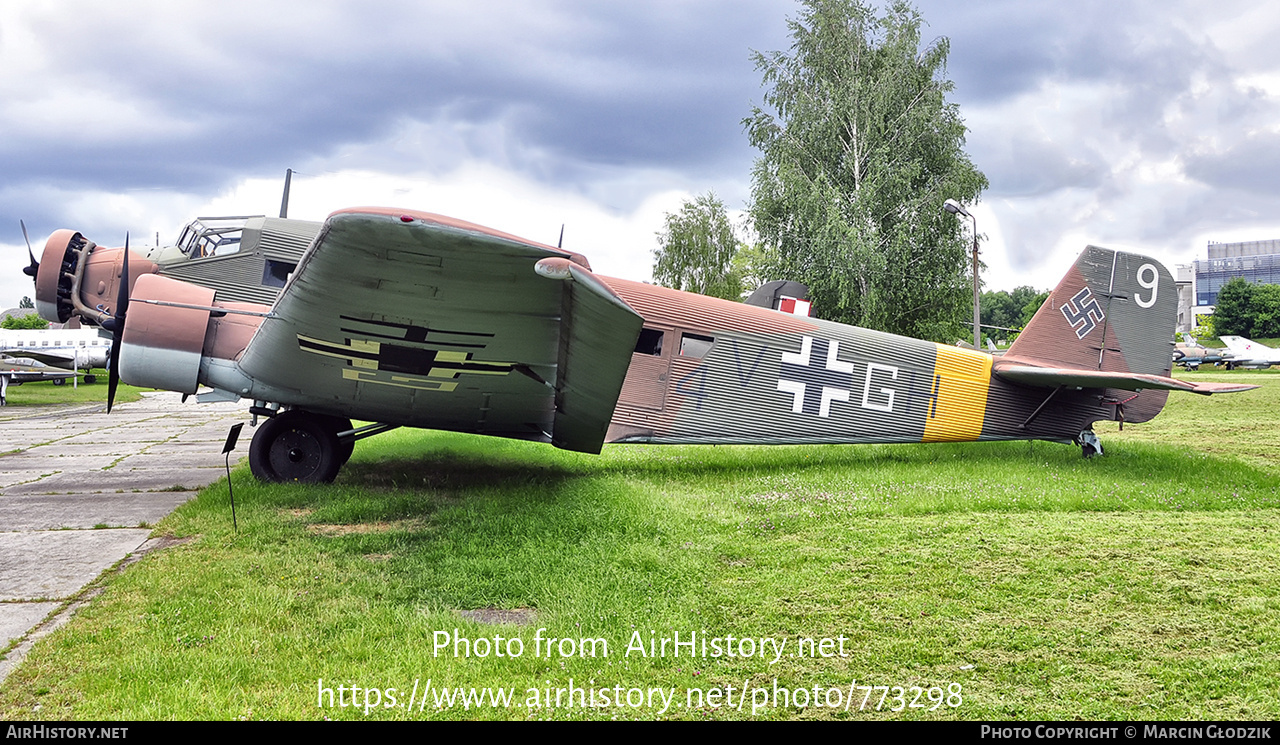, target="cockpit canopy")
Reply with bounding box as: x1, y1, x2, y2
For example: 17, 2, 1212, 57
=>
174, 216, 260, 259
